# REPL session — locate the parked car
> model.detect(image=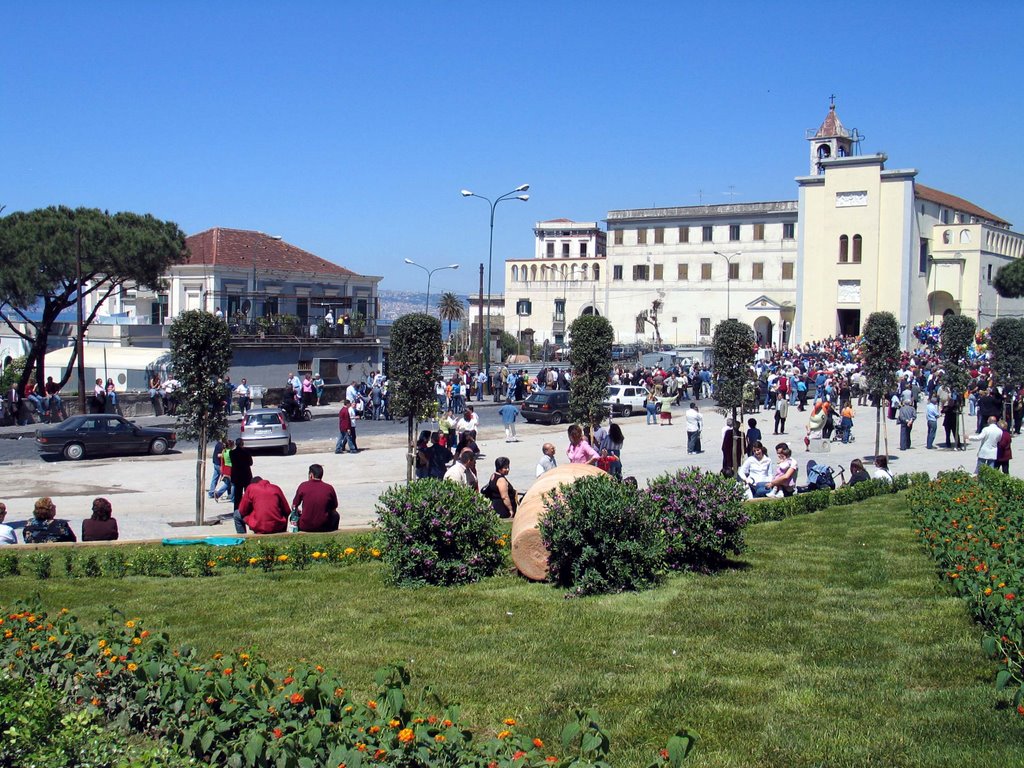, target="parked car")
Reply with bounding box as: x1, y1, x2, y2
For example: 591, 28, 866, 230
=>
521, 390, 570, 425
239, 408, 294, 454
36, 414, 177, 461
603, 385, 662, 417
